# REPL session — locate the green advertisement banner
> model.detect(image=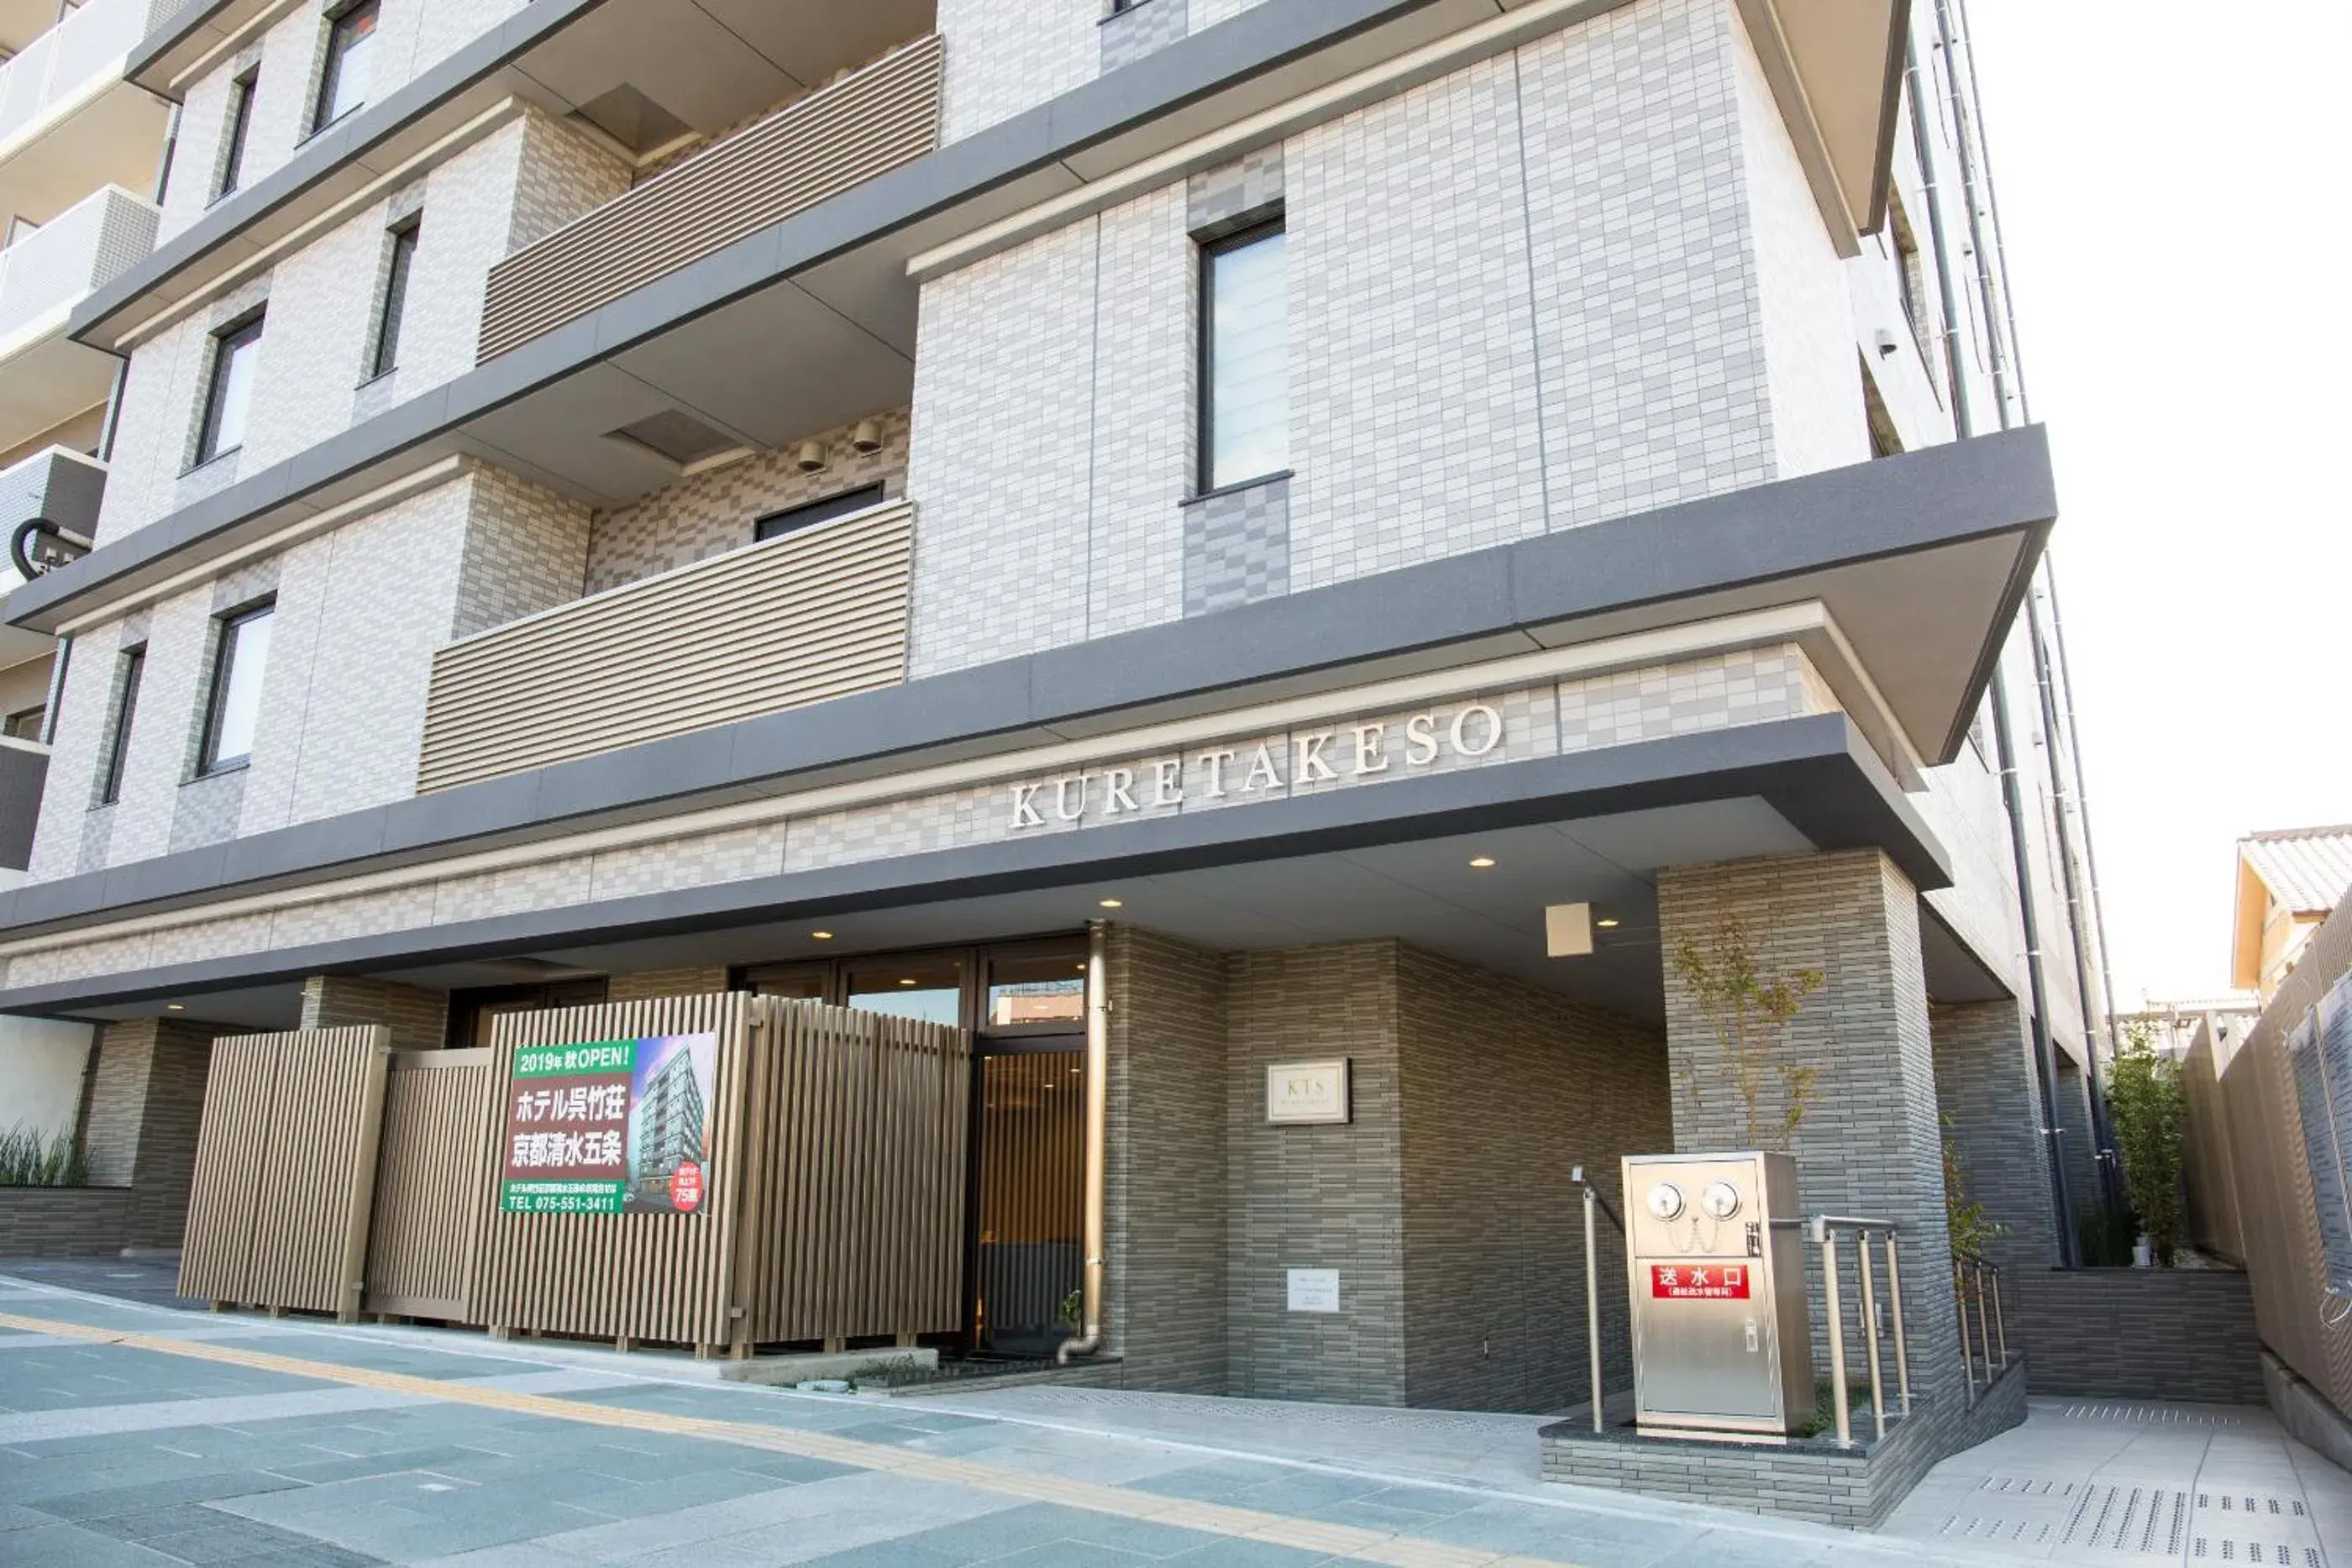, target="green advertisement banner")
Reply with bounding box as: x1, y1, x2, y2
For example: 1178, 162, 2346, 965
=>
499, 1033, 718, 1215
